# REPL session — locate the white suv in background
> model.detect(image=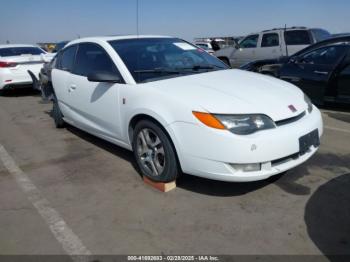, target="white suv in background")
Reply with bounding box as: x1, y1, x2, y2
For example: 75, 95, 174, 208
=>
194, 42, 214, 55
215, 27, 331, 68
0, 44, 50, 91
